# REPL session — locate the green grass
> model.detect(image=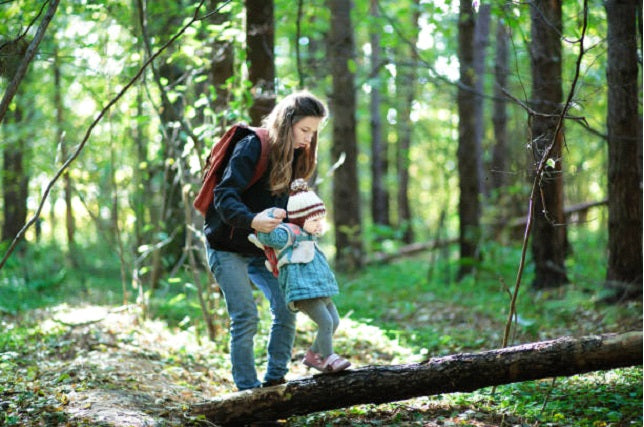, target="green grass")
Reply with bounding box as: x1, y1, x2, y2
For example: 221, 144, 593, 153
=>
332, 227, 639, 357
443, 368, 643, 426
0, 227, 641, 426
0, 241, 125, 314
